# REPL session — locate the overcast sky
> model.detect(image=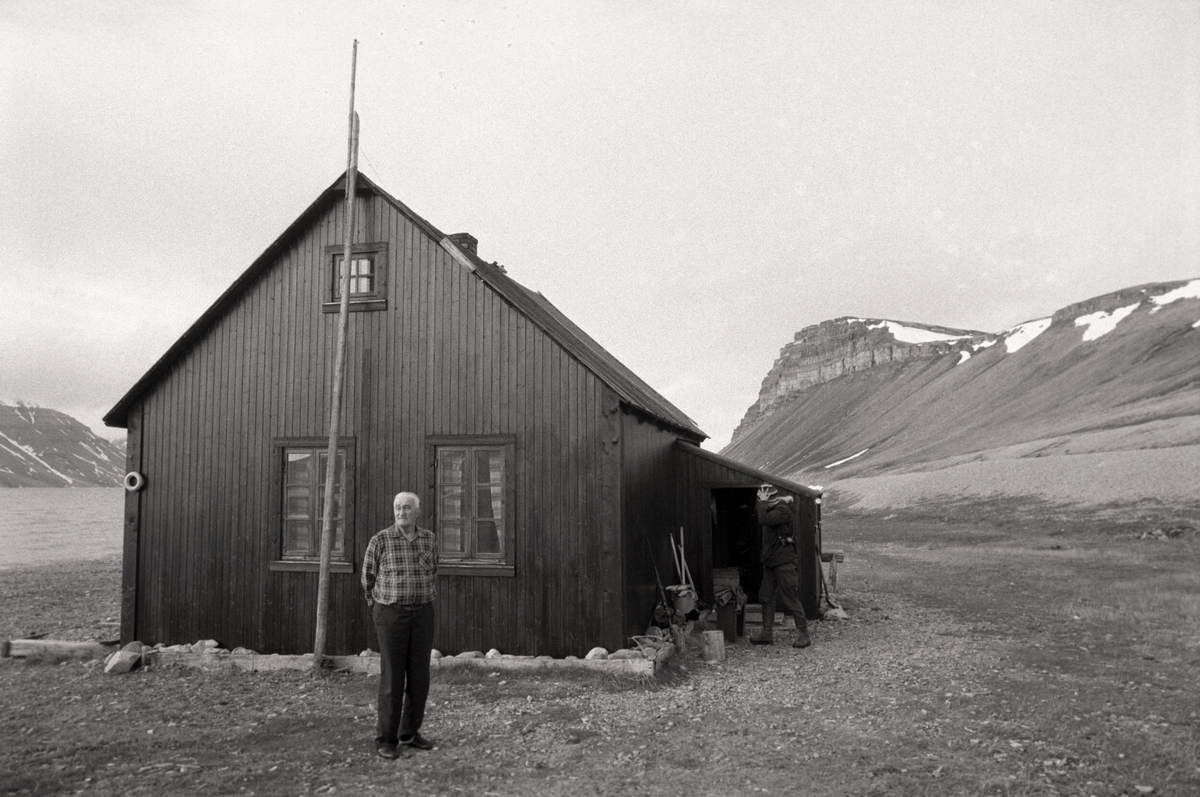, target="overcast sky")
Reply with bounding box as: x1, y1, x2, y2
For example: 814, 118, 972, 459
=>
2, 1, 1197, 448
